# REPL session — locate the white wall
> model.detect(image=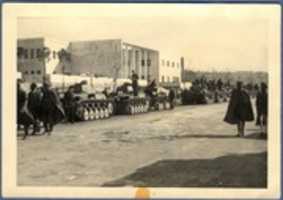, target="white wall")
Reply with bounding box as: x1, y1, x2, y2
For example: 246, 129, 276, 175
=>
159, 57, 181, 84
